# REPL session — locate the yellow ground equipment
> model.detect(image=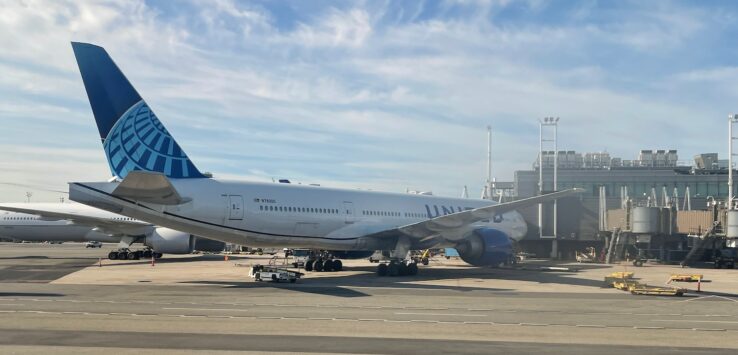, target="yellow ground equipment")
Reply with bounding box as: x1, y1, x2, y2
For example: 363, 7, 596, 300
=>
629, 285, 684, 296
668, 273, 704, 292
604, 272, 684, 296
603, 271, 634, 285
668, 274, 703, 283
